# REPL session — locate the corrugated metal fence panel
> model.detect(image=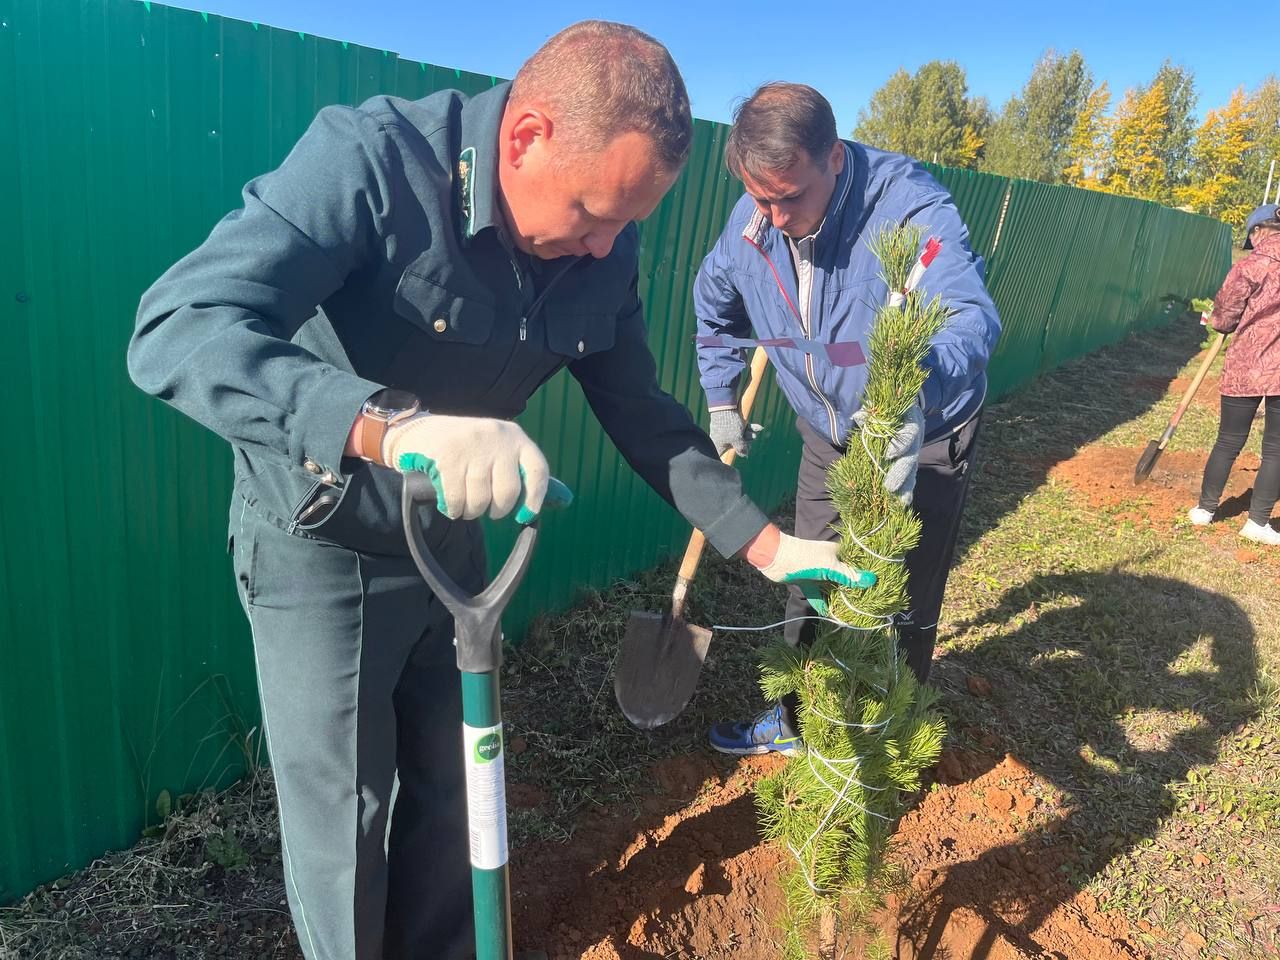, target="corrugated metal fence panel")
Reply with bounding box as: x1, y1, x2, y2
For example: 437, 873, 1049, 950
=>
1050, 190, 1151, 367
0, 0, 798, 900
0, 0, 510, 903
0, 0, 1233, 902
984, 179, 1092, 397
0, 0, 242, 903
924, 164, 1011, 263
